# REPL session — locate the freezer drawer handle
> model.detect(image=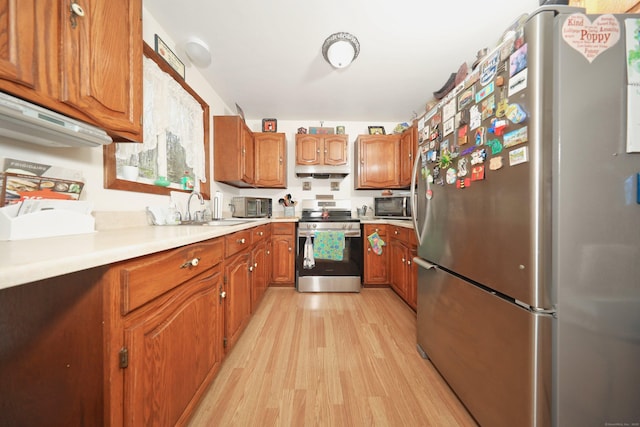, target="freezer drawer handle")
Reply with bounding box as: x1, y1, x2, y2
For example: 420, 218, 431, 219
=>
413, 257, 435, 270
